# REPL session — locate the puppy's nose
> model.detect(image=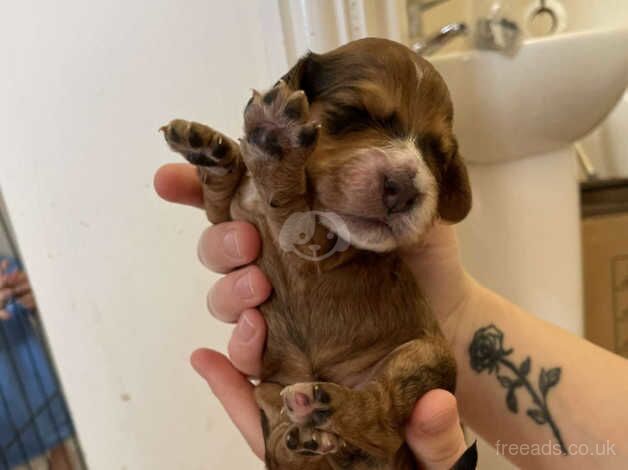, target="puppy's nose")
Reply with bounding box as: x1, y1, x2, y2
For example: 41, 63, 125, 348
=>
383, 174, 419, 214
